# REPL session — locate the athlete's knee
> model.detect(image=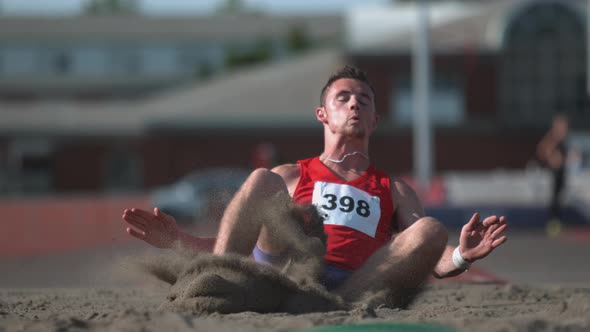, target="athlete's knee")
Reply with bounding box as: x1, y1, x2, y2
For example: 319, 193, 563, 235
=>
403, 217, 448, 254
423, 217, 448, 252
241, 168, 286, 197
